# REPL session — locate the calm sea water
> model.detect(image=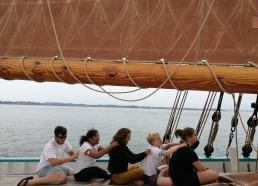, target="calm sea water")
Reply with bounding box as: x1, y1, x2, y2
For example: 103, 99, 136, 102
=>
0, 104, 257, 158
